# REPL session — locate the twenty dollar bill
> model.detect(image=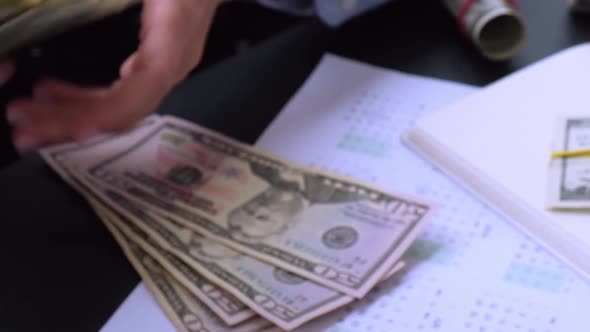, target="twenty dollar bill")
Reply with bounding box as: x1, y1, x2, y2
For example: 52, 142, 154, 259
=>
99, 211, 272, 332
82, 116, 434, 298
